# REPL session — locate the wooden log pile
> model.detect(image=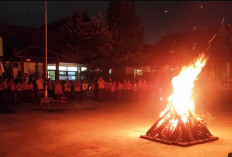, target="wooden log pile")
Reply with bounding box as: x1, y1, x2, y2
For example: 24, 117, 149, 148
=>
140, 105, 218, 146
